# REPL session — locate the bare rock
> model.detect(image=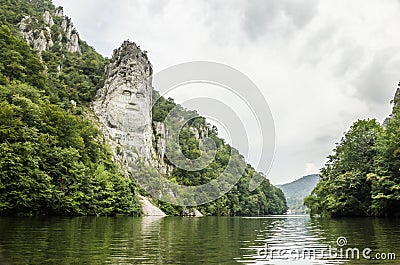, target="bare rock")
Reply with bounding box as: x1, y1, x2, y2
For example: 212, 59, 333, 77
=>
138, 195, 166, 216
94, 41, 154, 162
19, 11, 81, 54
43, 11, 54, 27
